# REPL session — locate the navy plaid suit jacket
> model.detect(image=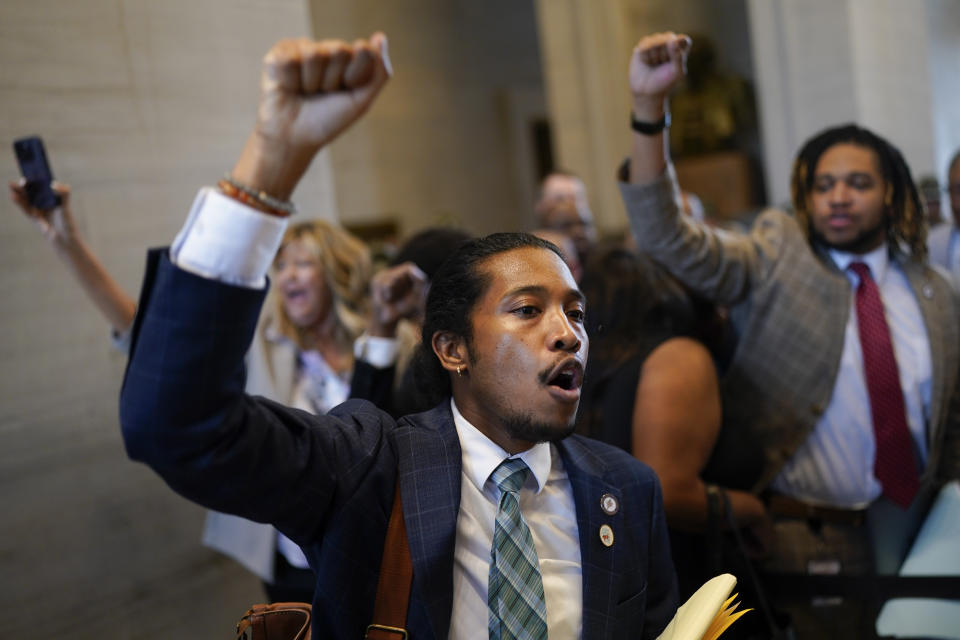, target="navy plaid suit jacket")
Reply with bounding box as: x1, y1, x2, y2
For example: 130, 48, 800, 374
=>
120, 250, 678, 639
